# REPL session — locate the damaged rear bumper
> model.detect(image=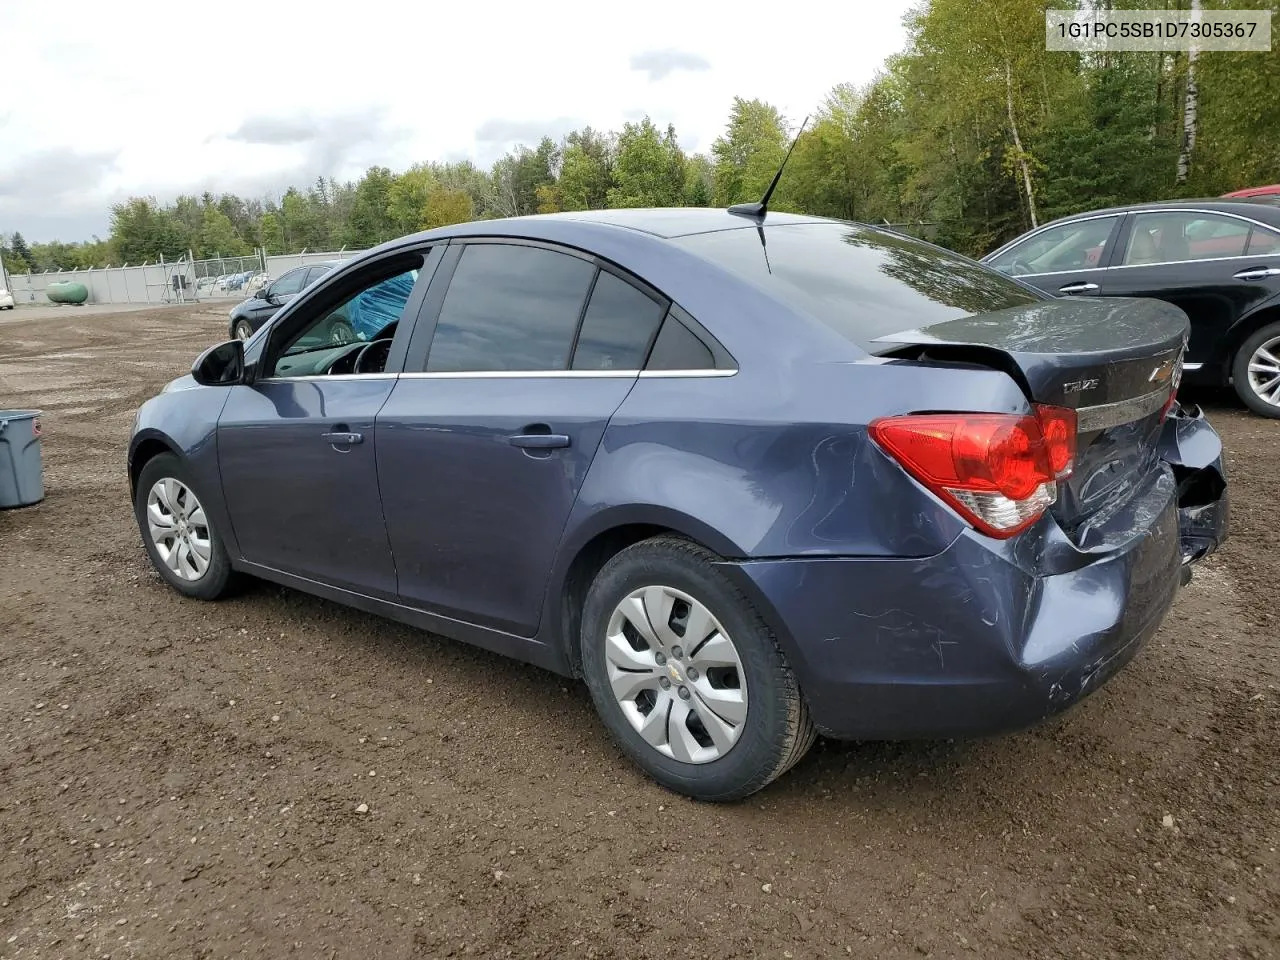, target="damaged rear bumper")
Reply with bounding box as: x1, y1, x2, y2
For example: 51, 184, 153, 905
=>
1161, 403, 1228, 572
722, 406, 1229, 741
